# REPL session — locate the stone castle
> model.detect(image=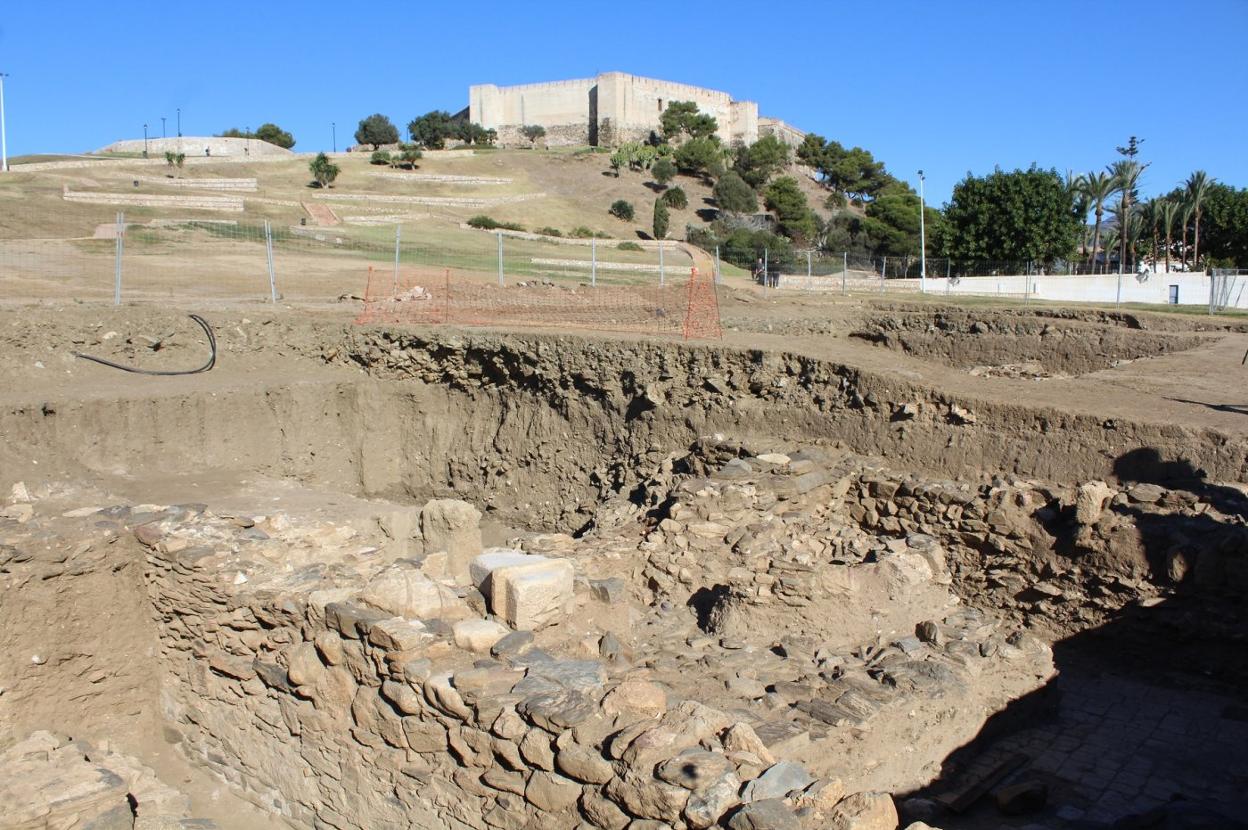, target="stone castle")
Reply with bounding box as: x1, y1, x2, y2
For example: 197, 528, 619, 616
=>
468, 71, 803, 149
